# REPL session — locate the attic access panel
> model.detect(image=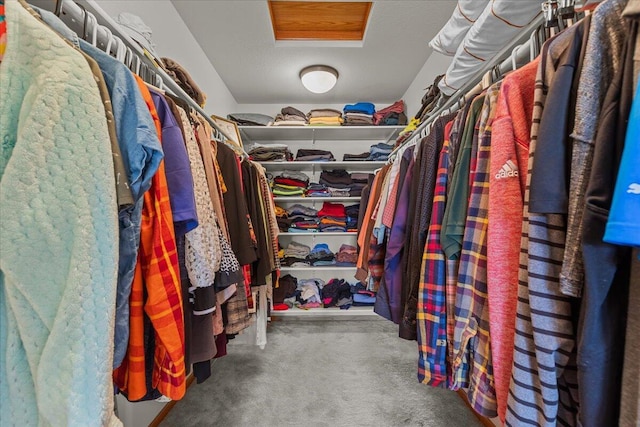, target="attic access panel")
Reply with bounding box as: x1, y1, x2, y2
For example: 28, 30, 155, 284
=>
268, 1, 373, 41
